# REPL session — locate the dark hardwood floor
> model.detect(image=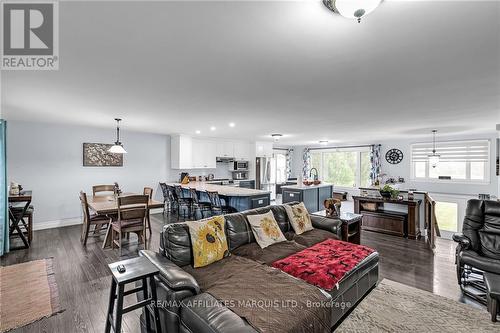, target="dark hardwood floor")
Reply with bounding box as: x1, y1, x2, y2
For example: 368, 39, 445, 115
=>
1, 213, 481, 333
